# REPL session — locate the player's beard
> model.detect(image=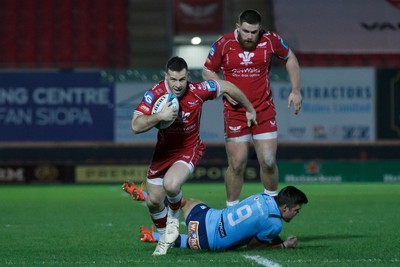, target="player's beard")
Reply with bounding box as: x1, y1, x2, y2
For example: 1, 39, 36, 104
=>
238, 33, 258, 51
